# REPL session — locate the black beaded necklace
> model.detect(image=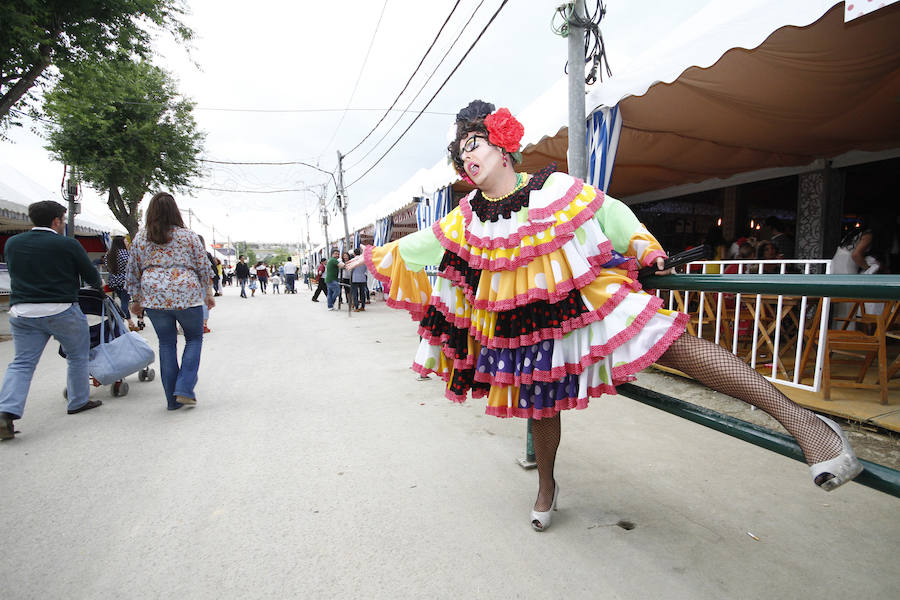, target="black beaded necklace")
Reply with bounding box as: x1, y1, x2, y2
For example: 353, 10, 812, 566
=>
468, 164, 557, 223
